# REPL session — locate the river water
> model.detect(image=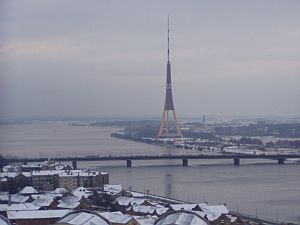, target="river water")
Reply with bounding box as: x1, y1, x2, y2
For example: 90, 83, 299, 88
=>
0, 121, 299, 223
